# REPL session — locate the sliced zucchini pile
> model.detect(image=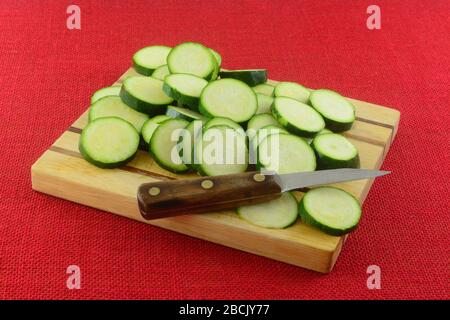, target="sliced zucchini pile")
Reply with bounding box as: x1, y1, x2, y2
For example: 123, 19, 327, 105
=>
80, 41, 363, 235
